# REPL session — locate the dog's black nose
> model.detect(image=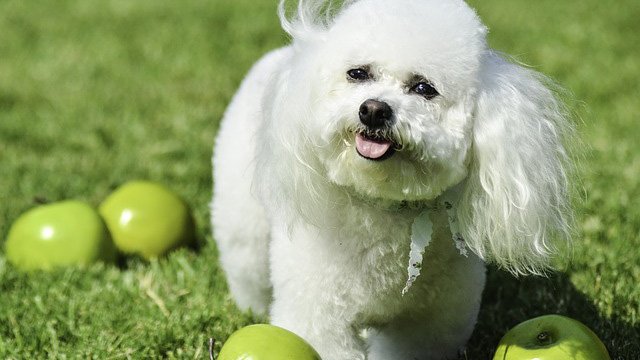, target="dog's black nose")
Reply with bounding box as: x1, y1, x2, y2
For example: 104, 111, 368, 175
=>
359, 99, 392, 128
